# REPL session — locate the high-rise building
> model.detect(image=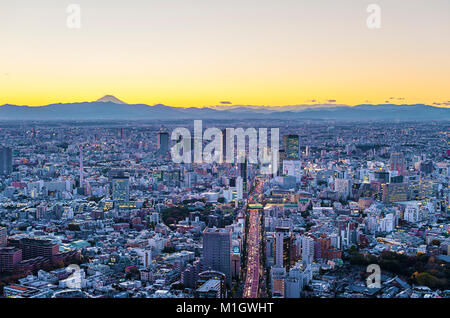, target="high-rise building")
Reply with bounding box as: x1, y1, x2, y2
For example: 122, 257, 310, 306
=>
275, 232, 284, 267
231, 252, 241, 279
382, 182, 408, 203
236, 176, 243, 200
239, 155, 248, 194
274, 228, 294, 270
277, 149, 285, 176
0, 227, 7, 246
112, 176, 130, 203
419, 179, 437, 199
157, 131, 169, 155
283, 135, 300, 160
0, 146, 12, 175
374, 171, 390, 183
390, 152, 406, 176
222, 129, 228, 163
79, 147, 84, 188
301, 236, 314, 265
202, 228, 232, 288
